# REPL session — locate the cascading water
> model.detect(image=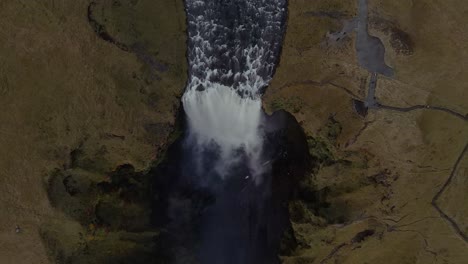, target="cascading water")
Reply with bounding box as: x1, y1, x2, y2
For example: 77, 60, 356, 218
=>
182, 0, 287, 182
149, 1, 311, 264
